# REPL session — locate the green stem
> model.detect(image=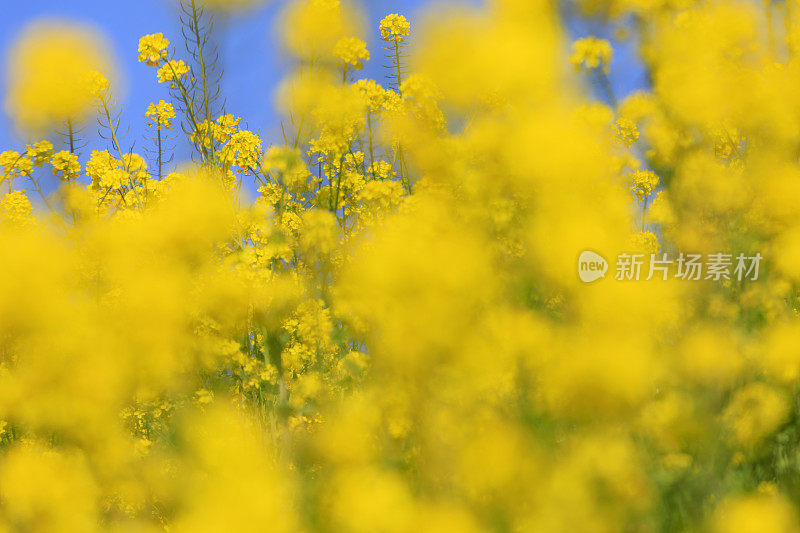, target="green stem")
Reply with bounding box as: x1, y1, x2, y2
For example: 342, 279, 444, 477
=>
786, 0, 793, 57
29, 175, 69, 229
597, 71, 617, 108
765, 0, 776, 58
367, 110, 375, 178
190, 0, 215, 163
157, 126, 163, 181
101, 97, 142, 208
392, 39, 412, 193
332, 152, 346, 214
67, 118, 75, 155
394, 40, 404, 97
642, 196, 648, 231
166, 60, 209, 162
4, 152, 25, 193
